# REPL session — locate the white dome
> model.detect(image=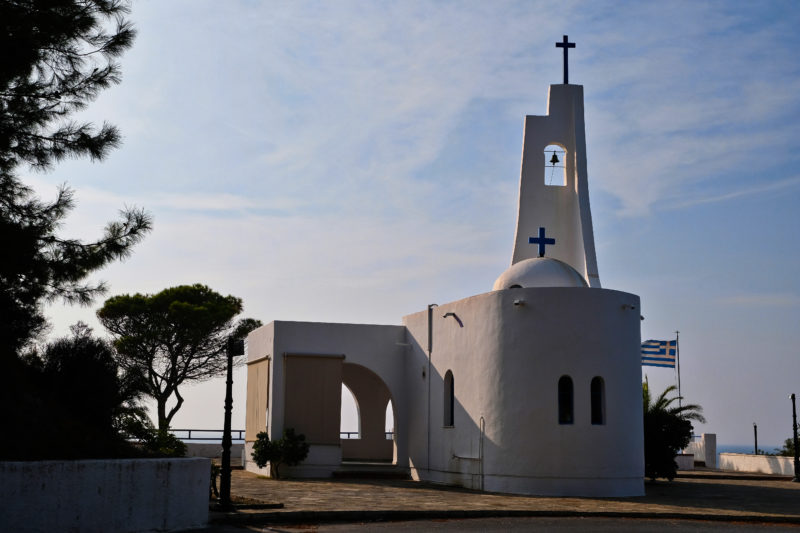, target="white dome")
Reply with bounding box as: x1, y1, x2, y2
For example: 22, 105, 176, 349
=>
493, 257, 588, 290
